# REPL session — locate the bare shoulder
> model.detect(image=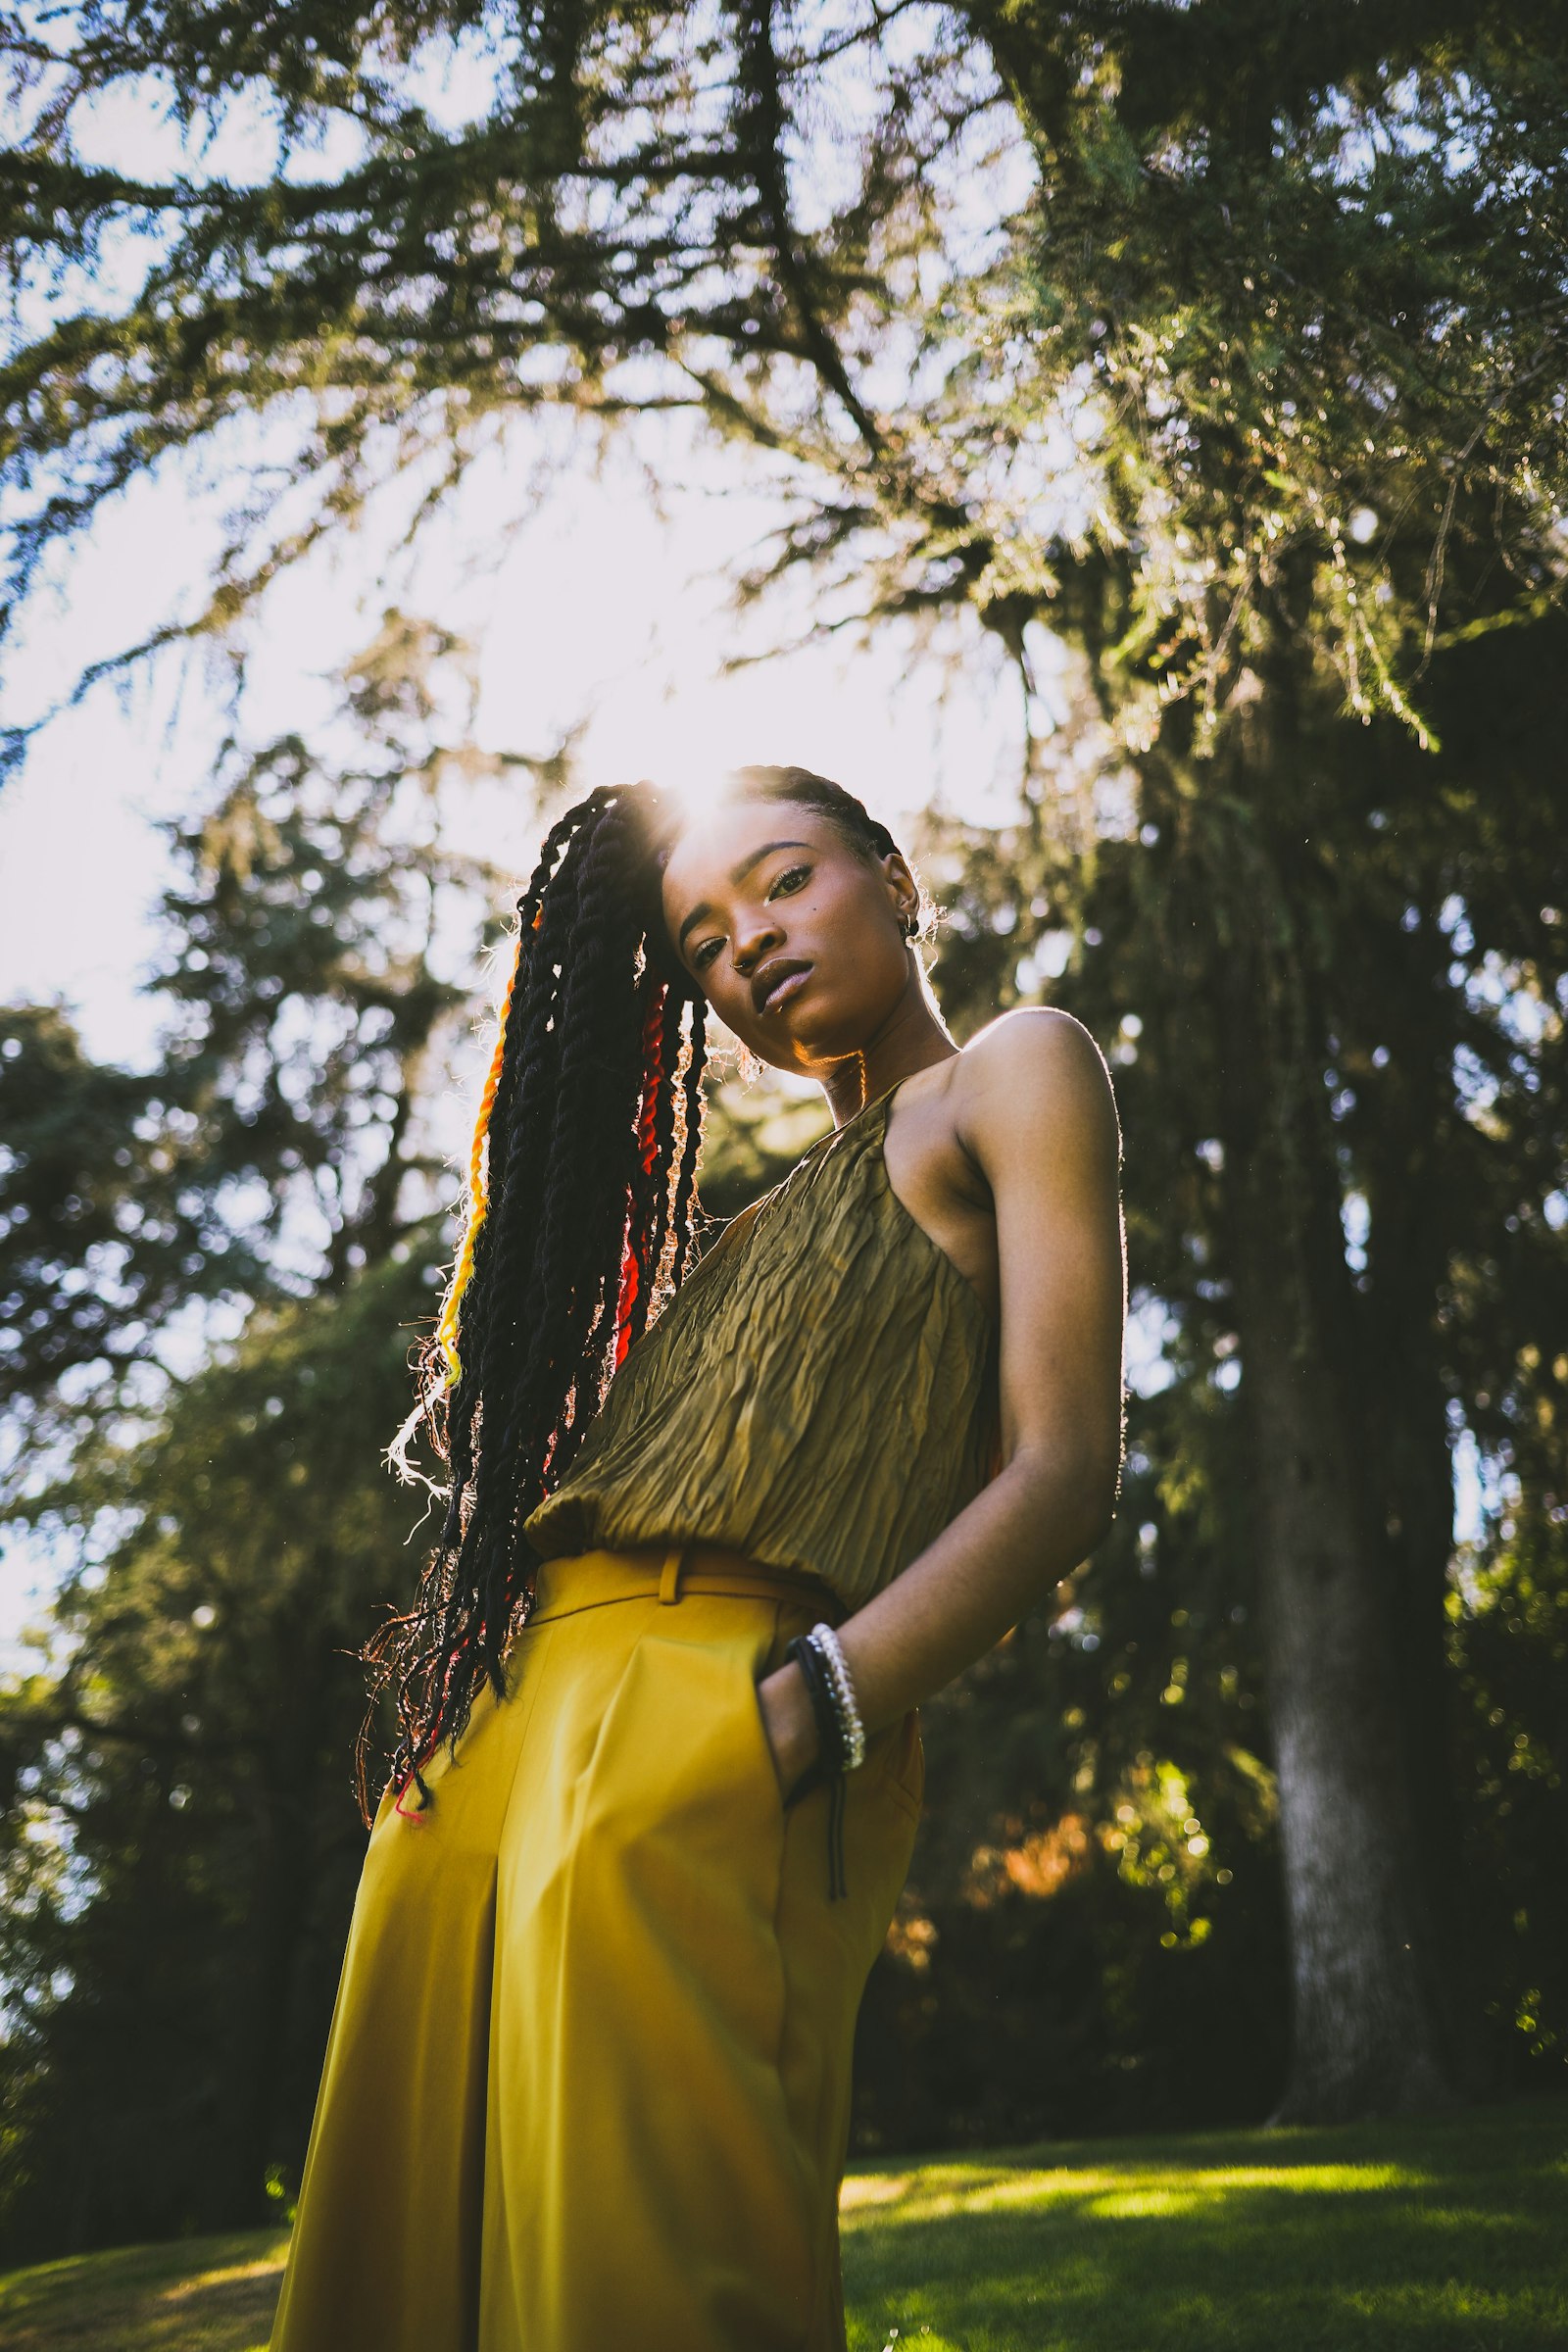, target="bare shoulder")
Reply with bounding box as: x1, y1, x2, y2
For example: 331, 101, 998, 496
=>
953, 1007, 1121, 1175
